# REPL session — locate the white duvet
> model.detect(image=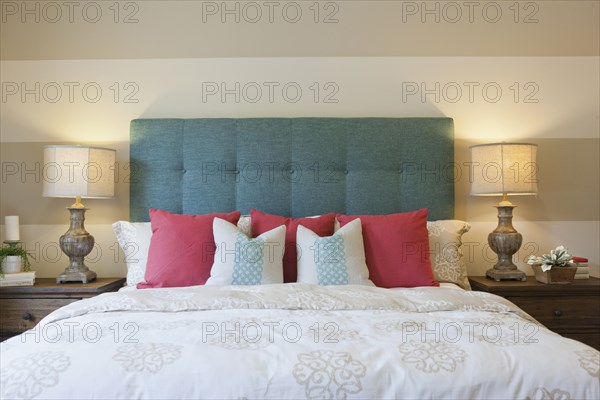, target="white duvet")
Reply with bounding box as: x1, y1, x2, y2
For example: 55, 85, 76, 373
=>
1, 284, 598, 399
